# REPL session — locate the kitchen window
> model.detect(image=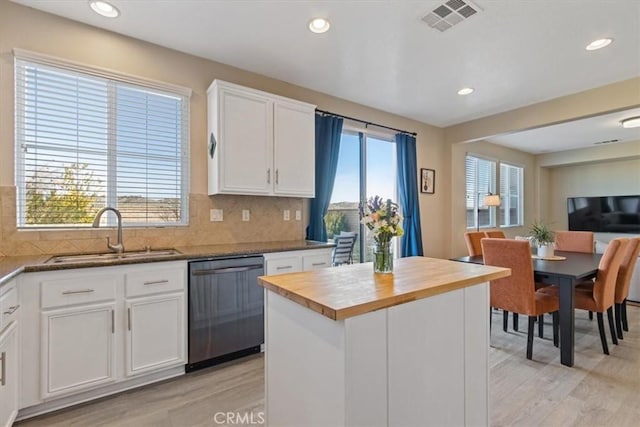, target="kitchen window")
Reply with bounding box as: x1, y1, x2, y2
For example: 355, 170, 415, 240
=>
499, 163, 524, 227
326, 129, 397, 262
465, 155, 497, 230
14, 52, 190, 228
